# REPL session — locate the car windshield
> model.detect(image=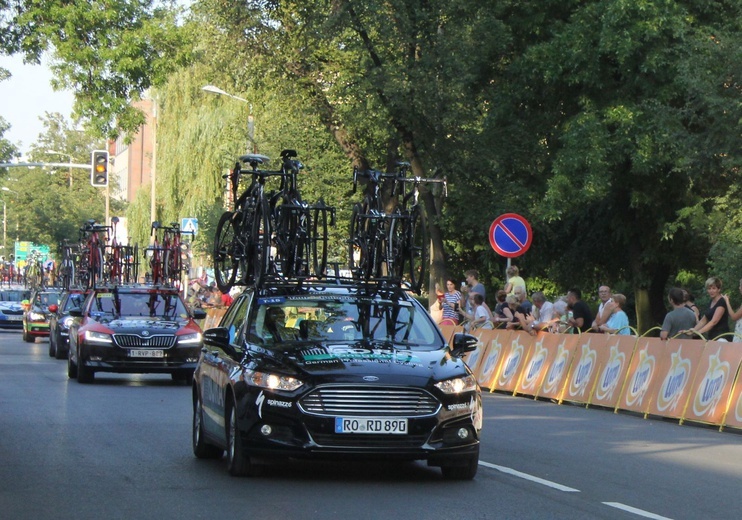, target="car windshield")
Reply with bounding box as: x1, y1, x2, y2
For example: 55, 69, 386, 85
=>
63, 293, 85, 312
247, 294, 441, 350
0, 290, 30, 302
88, 291, 188, 319
34, 292, 61, 307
